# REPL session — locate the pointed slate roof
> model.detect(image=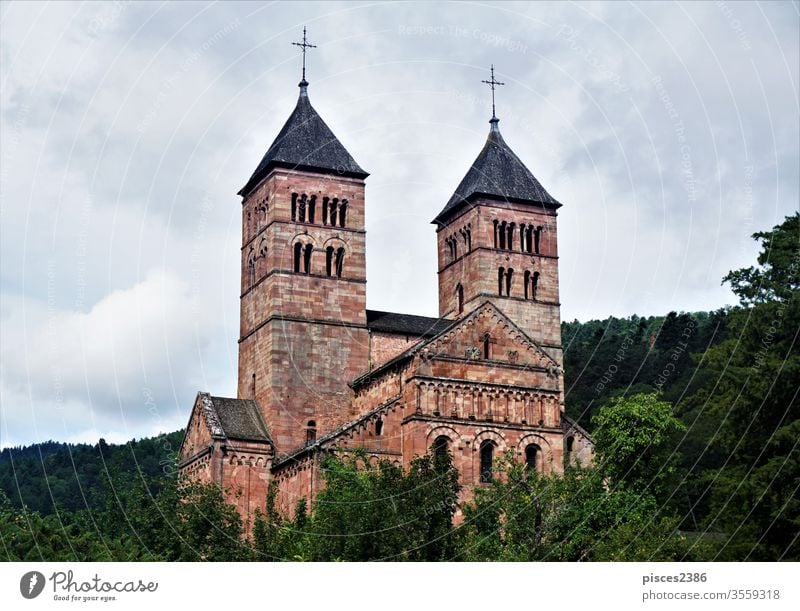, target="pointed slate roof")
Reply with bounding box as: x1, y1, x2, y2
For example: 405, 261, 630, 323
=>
239, 82, 368, 197
433, 119, 561, 224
